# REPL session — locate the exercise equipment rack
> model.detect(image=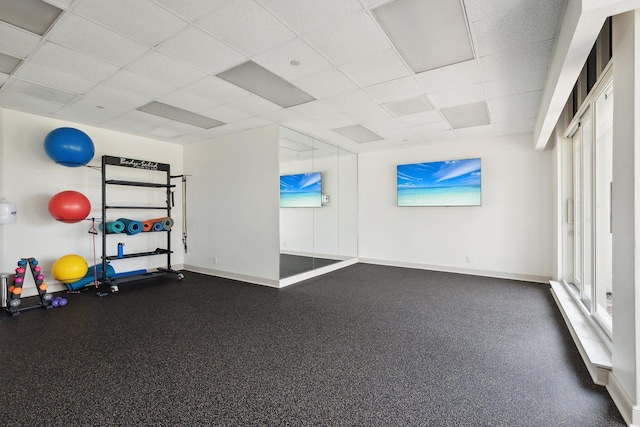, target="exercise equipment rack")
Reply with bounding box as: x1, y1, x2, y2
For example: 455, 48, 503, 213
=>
6, 258, 53, 316
100, 155, 184, 295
